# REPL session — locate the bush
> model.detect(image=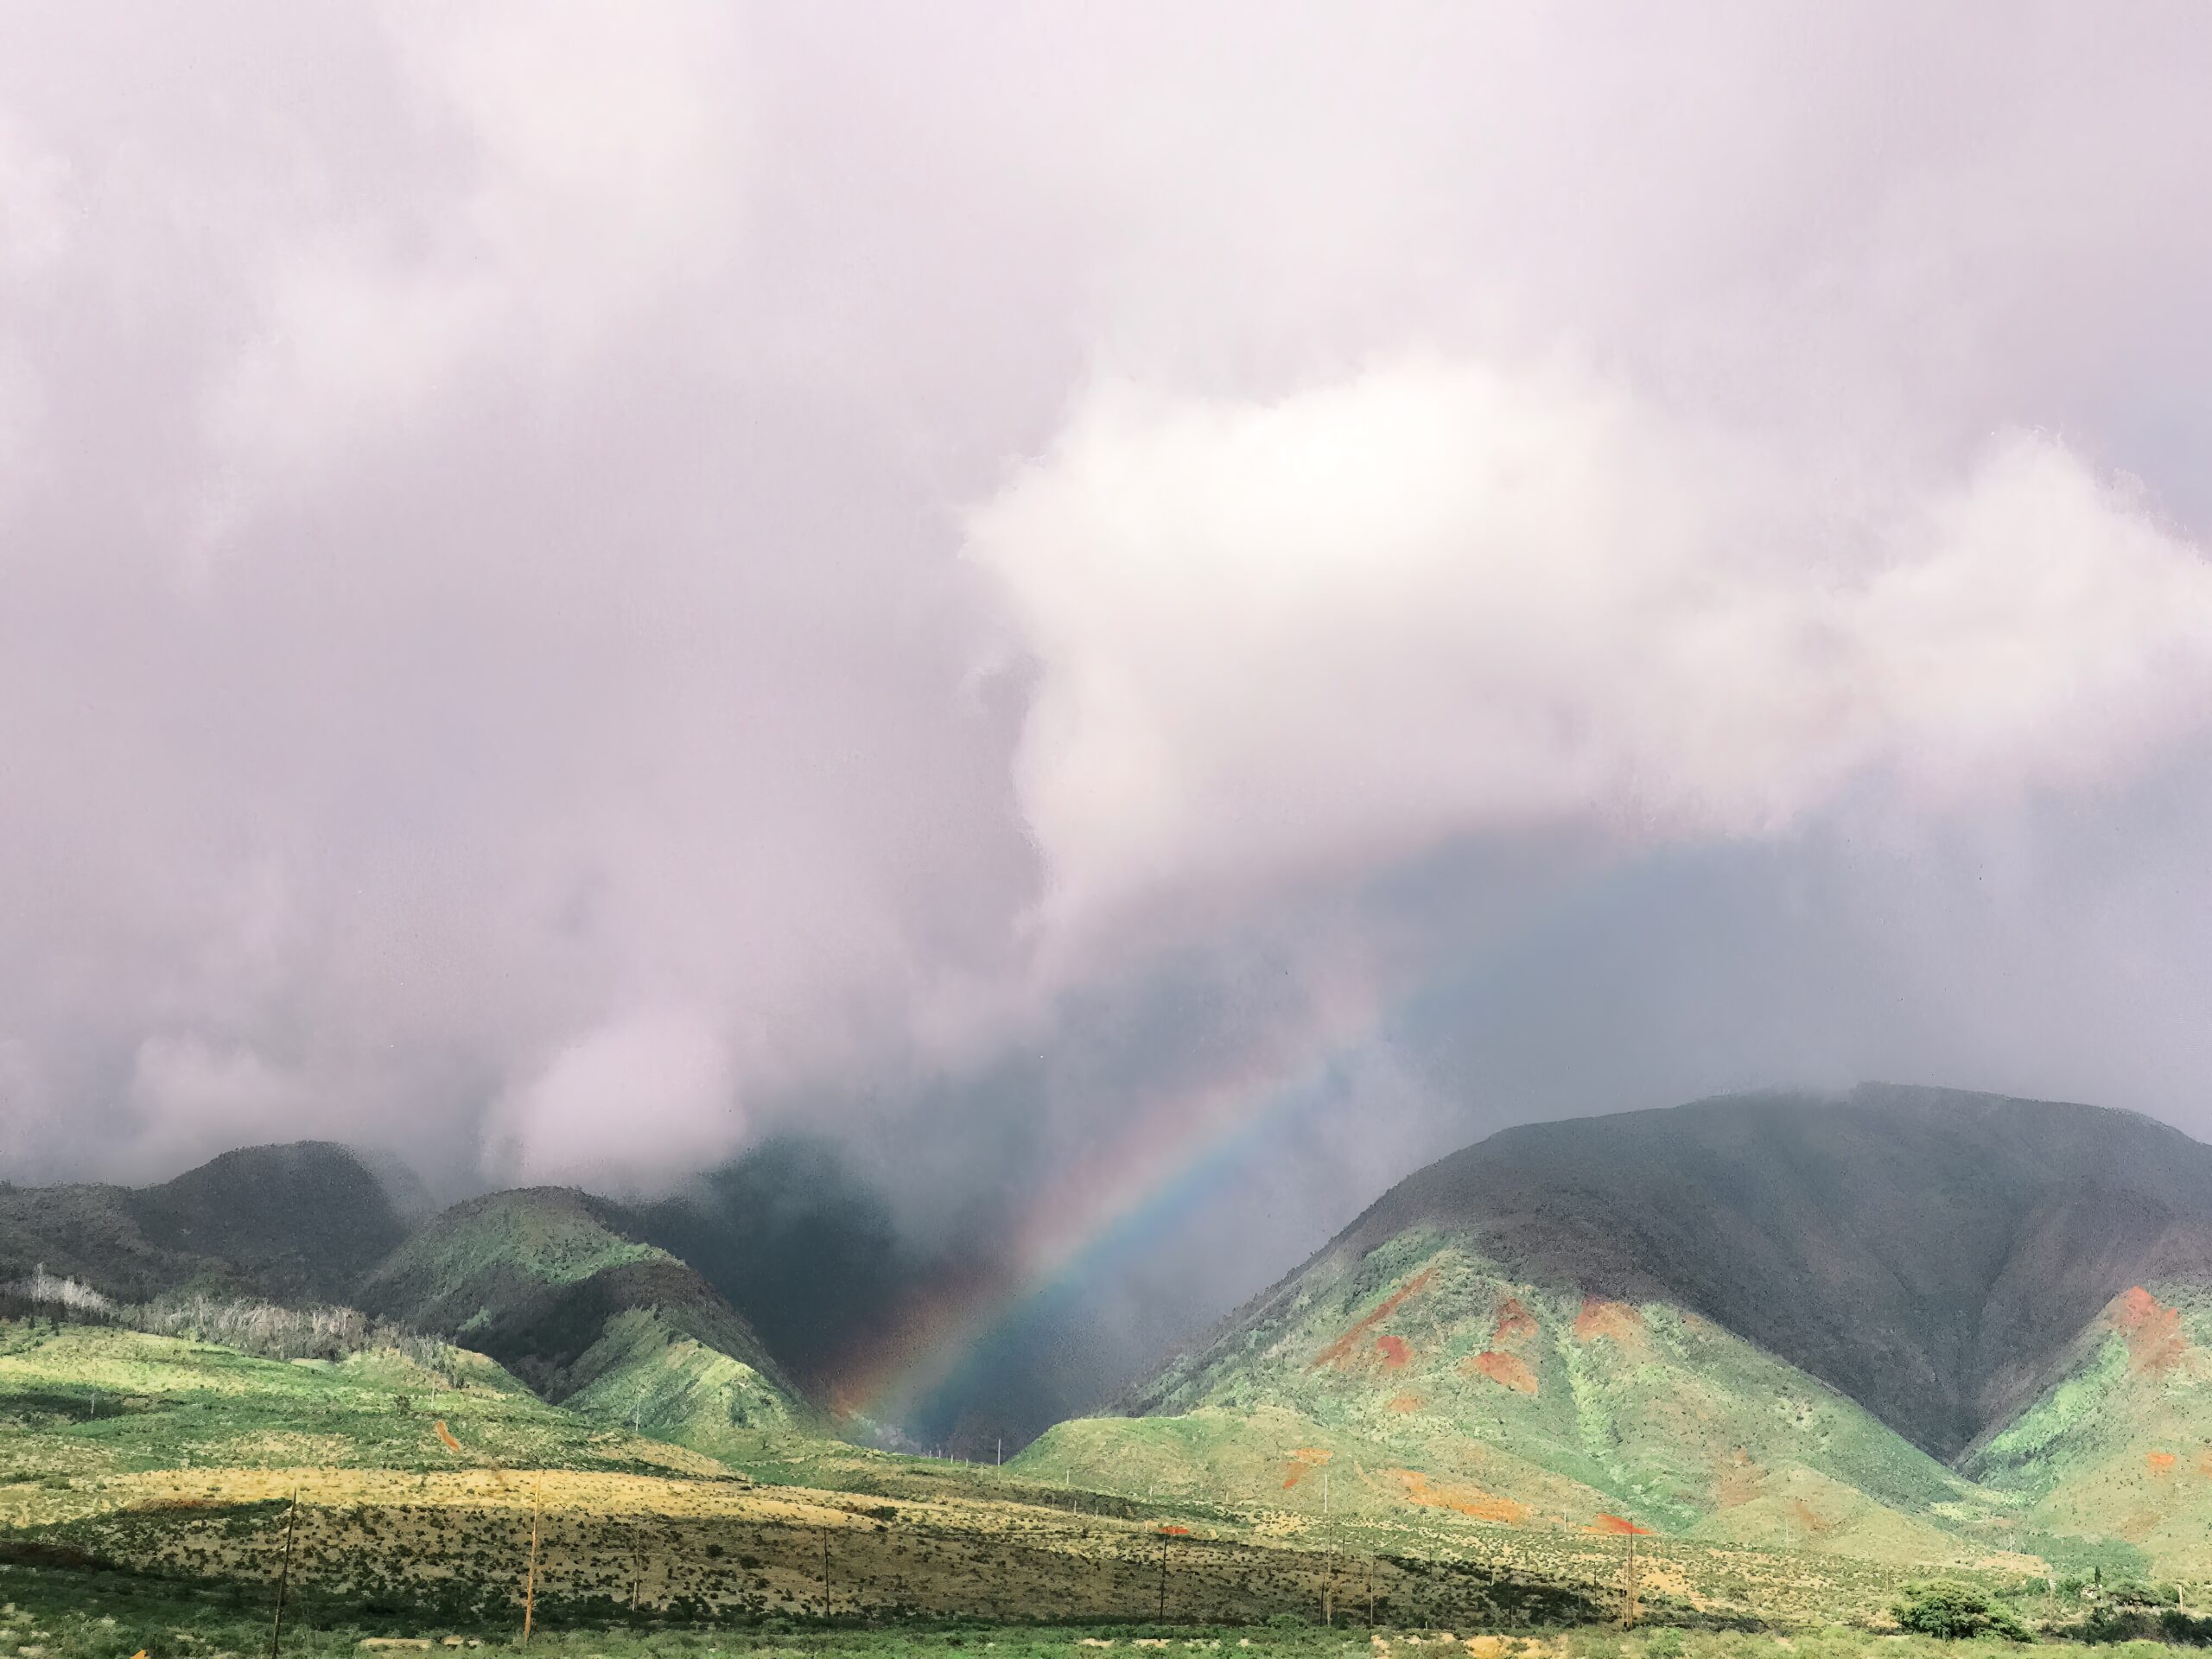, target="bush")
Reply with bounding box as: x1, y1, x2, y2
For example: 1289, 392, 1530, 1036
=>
1893, 1581, 2031, 1641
